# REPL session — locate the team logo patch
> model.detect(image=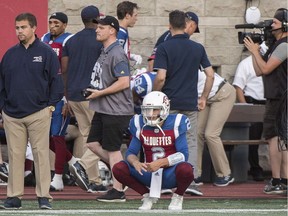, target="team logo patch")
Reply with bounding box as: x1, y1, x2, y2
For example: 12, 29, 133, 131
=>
33, 56, 42, 62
